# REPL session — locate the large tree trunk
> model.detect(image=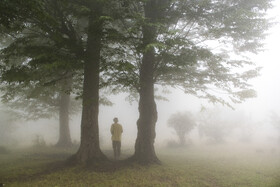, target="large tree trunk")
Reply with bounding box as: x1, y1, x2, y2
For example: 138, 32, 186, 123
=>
132, 56, 160, 164
56, 88, 72, 148
131, 0, 160, 164
71, 2, 107, 164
